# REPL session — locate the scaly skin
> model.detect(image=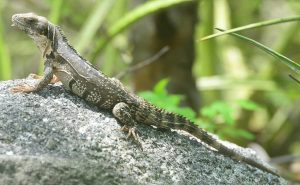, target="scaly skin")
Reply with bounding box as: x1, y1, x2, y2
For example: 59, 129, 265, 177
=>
11, 13, 278, 176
